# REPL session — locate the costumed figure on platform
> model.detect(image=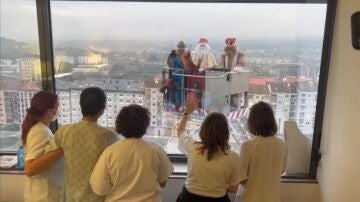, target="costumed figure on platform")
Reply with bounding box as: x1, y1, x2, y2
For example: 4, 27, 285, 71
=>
219, 37, 246, 111
185, 38, 218, 110
161, 41, 186, 112
191, 38, 217, 70
219, 37, 245, 70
